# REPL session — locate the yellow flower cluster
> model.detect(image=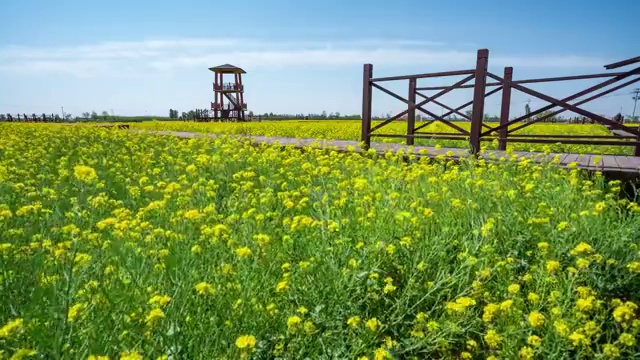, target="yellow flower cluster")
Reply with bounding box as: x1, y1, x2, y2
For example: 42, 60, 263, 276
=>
1, 123, 639, 358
